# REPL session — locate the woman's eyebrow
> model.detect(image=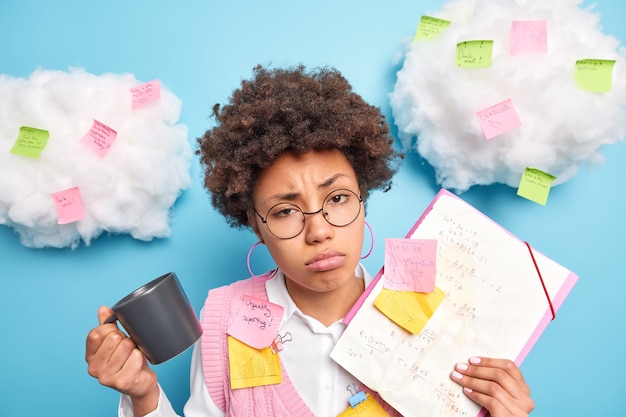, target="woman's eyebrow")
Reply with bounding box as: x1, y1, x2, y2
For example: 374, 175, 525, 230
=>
262, 173, 353, 205
318, 173, 351, 189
